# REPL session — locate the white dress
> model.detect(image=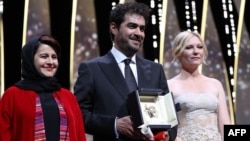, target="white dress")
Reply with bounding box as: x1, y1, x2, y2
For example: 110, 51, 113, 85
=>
174, 93, 222, 141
